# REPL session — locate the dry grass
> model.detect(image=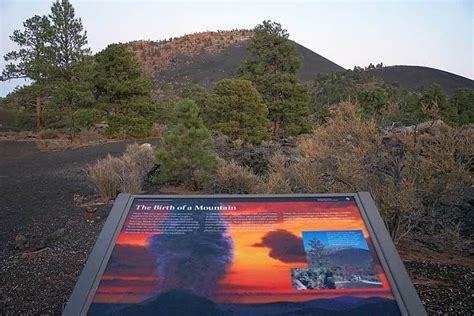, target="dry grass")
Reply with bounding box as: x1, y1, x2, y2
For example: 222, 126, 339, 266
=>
260, 153, 292, 194
0, 131, 36, 141
86, 143, 156, 200
37, 129, 61, 139
35, 129, 108, 152
150, 123, 166, 139
86, 155, 122, 200
123, 143, 156, 175
35, 139, 72, 151
214, 160, 261, 194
